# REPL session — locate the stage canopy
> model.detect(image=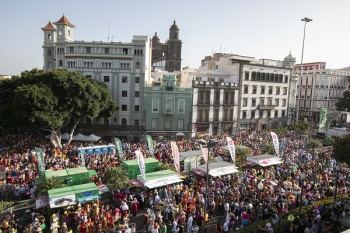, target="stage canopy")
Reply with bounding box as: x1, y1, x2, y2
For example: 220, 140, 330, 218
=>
246, 154, 283, 167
